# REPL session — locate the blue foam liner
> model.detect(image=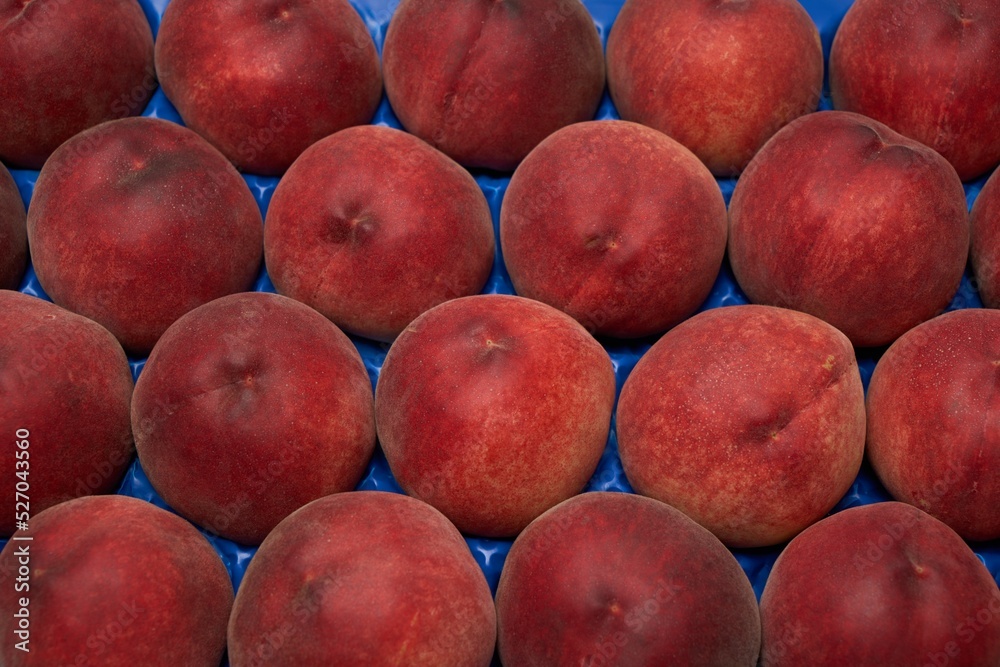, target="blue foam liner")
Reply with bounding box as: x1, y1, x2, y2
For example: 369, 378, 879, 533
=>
5, 0, 998, 655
